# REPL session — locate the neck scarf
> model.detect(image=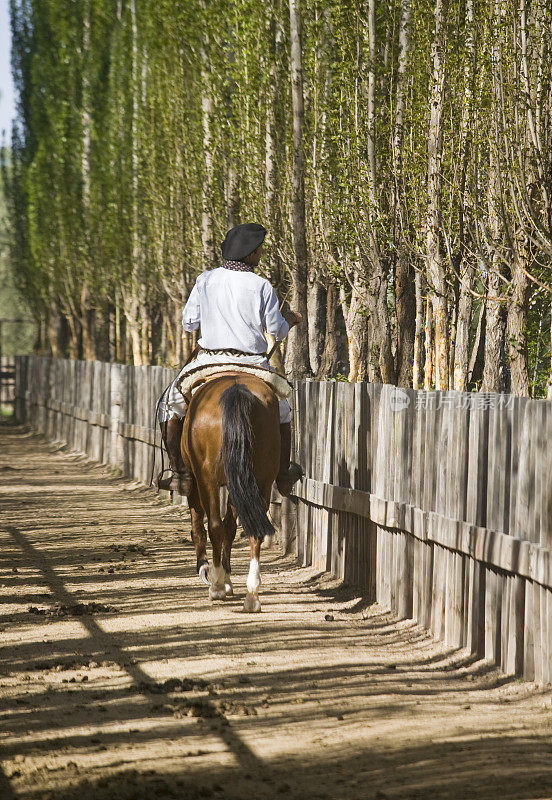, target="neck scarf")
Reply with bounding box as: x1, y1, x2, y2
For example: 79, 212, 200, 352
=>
221, 258, 254, 272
